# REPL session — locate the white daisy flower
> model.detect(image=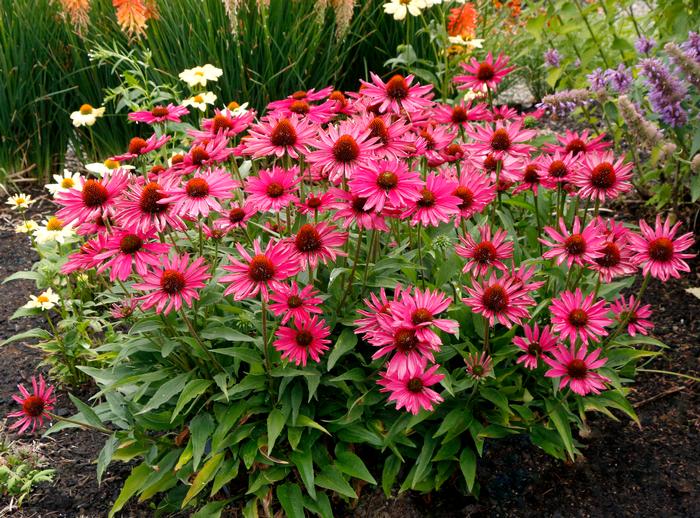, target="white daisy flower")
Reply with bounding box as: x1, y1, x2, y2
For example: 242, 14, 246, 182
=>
15, 220, 38, 234
24, 288, 60, 311
178, 64, 223, 88
70, 104, 106, 127
46, 169, 83, 197
6, 193, 34, 210
85, 159, 134, 176
383, 0, 426, 20
182, 92, 217, 111
448, 36, 484, 49
34, 216, 74, 244
224, 101, 250, 116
